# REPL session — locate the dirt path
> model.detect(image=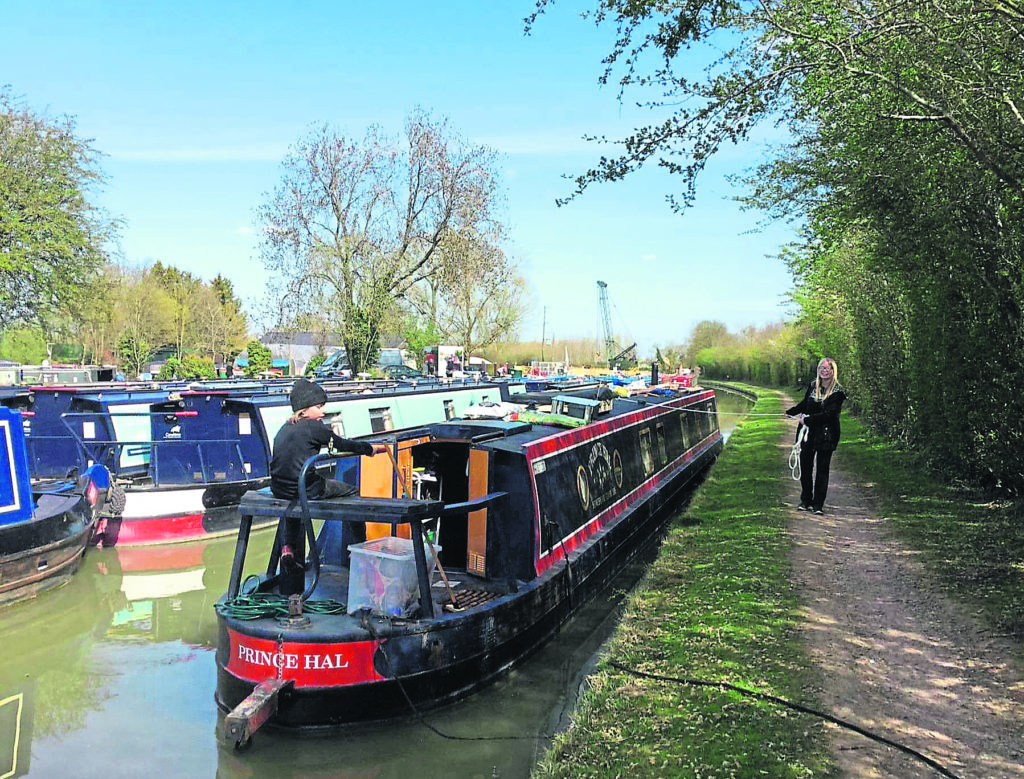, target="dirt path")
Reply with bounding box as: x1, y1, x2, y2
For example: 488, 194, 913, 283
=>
783, 421, 1024, 777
